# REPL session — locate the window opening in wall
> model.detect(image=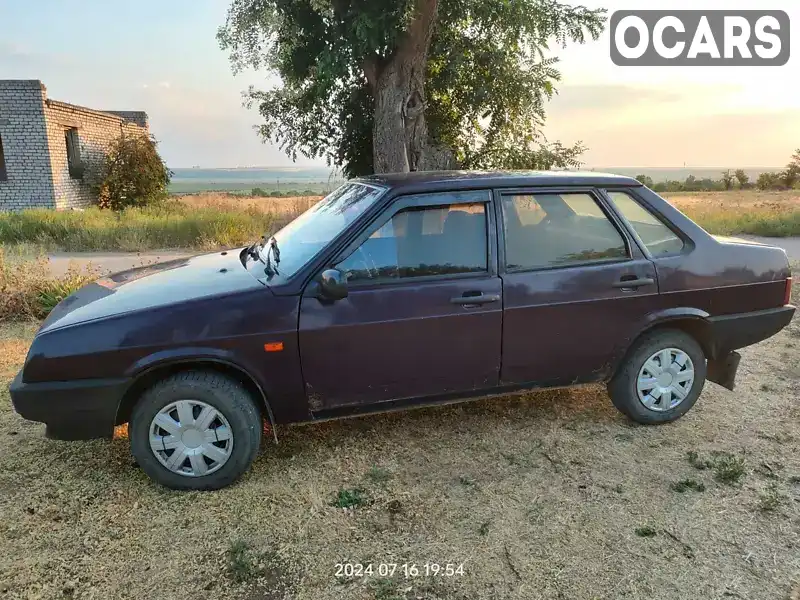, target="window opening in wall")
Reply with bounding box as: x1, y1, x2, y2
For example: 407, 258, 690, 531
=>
65, 128, 84, 179
0, 134, 8, 181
